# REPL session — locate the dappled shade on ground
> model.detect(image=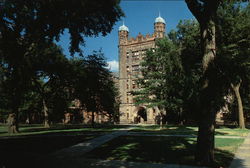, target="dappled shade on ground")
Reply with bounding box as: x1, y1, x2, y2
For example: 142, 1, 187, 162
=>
85, 136, 243, 167
0, 125, 247, 168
